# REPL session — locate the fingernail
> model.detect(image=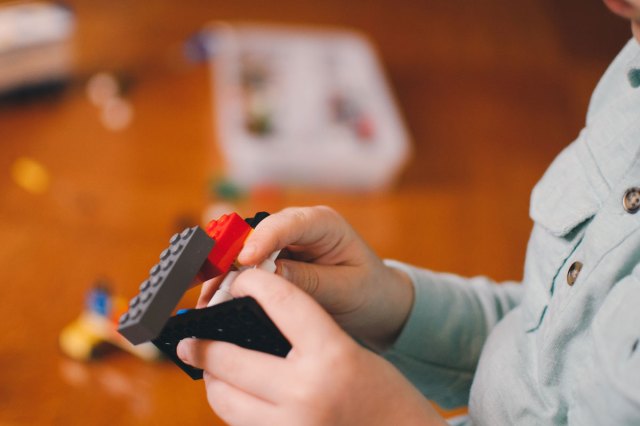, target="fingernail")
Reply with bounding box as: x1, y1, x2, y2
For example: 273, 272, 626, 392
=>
177, 338, 193, 363
239, 243, 256, 260
278, 262, 290, 281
